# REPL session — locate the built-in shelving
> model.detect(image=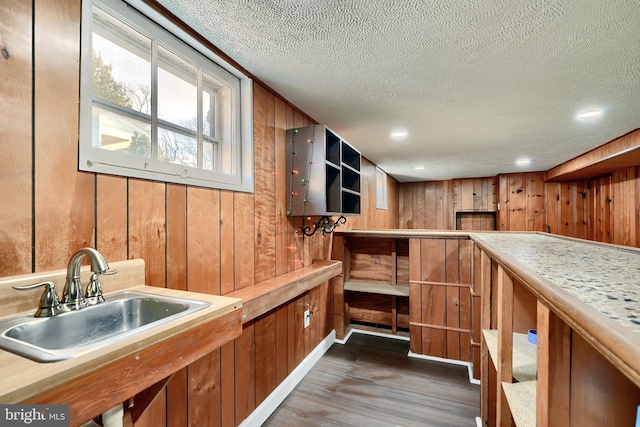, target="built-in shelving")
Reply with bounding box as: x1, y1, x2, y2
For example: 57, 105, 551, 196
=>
344, 280, 410, 297
286, 125, 361, 216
